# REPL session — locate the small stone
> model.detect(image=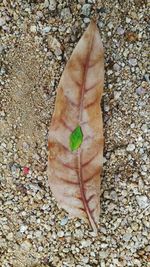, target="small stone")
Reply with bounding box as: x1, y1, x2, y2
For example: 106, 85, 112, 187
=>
0, 17, 5, 27
21, 240, 32, 251
82, 4, 91, 16
144, 74, 150, 84
60, 217, 68, 226
30, 25, 37, 33
48, 36, 62, 56
82, 256, 89, 263
20, 225, 28, 233
131, 222, 139, 231
42, 204, 49, 210
84, 18, 90, 24
136, 87, 146, 95
49, 0, 57, 11
104, 105, 110, 112
22, 142, 30, 150
43, 26, 51, 33
117, 27, 125, 35
75, 229, 84, 238
44, 0, 49, 8
101, 261, 106, 267
81, 239, 91, 247
61, 8, 72, 19
108, 22, 113, 29
136, 195, 149, 209
129, 58, 137, 66
75, 221, 81, 227
57, 231, 64, 237
141, 124, 148, 133
7, 233, 14, 241
99, 251, 108, 259
36, 11, 43, 20
126, 17, 131, 23
35, 230, 42, 238
113, 63, 120, 72
114, 91, 121, 100
0, 45, 4, 53
133, 259, 141, 266
122, 232, 132, 242
127, 144, 135, 152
